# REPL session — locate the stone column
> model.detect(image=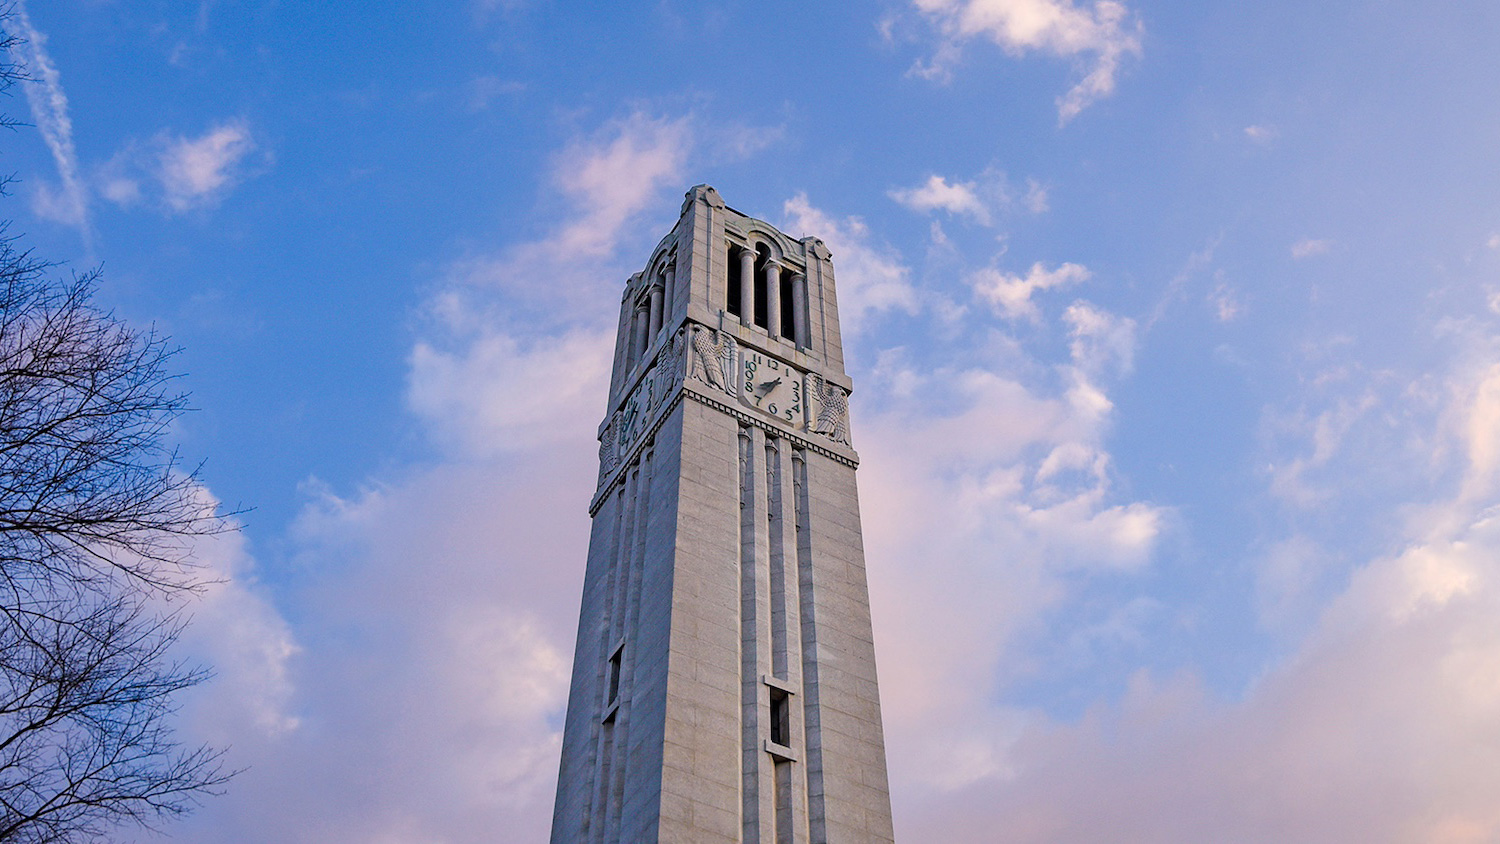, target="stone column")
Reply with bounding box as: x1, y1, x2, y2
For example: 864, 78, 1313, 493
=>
632, 303, 649, 366
765, 261, 781, 340
739, 248, 757, 327
648, 284, 664, 341
662, 264, 676, 333
791, 273, 808, 348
